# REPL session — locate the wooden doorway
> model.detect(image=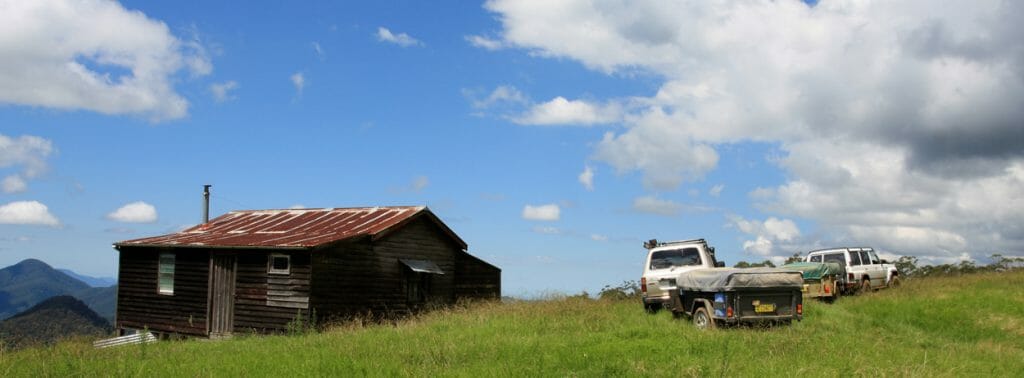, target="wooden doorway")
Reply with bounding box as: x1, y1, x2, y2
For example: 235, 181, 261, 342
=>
208, 254, 237, 337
